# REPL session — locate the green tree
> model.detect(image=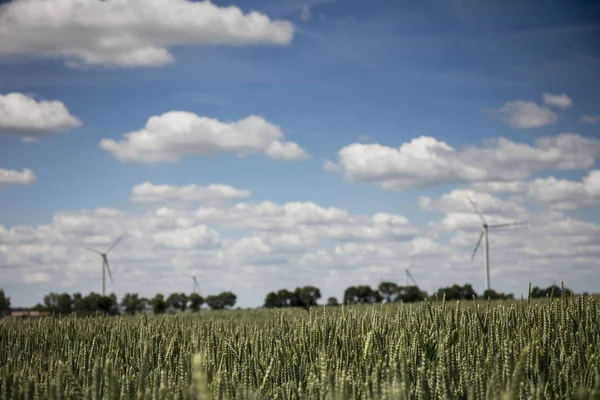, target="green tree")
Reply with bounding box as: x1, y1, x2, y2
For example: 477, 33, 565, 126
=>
121, 293, 146, 315
343, 285, 382, 305
291, 286, 321, 309
264, 287, 321, 309
327, 297, 339, 306
0, 289, 10, 317
82, 292, 103, 313
167, 292, 188, 312
206, 292, 237, 310
98, 294, 119, 315
434, 284, 478, 301
397, 285, 427, 303
530, 284, 572, 299
151, 294, 167, 314
188, 293, 204, 312
222, 292, 237, 308
276, 289, 293, 307
378, 282, 400, 303
43, 292, 73, 314
264, 289, 293, 308
264, 292, 280, 308
72, 292, 87, 313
